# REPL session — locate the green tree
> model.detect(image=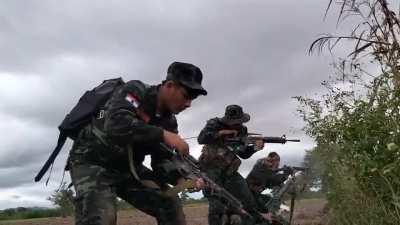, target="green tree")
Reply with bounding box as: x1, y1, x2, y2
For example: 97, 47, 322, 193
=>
47, 182, 75, 217
297, 1, 400, 224
301, 149, 326, 193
